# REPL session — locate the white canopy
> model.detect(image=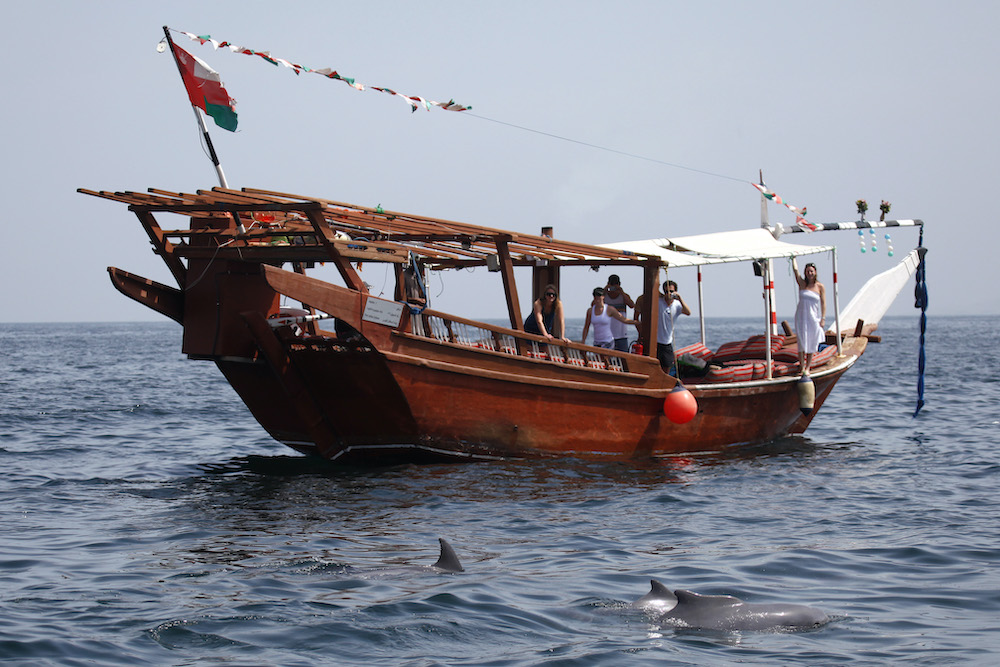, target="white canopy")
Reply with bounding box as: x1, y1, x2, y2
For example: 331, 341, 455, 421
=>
600, 228, 834, 266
